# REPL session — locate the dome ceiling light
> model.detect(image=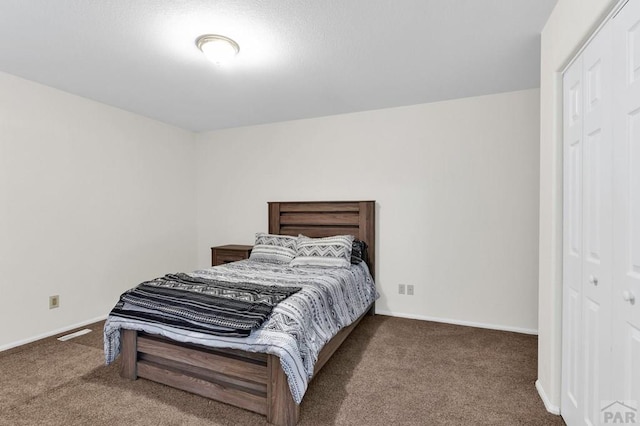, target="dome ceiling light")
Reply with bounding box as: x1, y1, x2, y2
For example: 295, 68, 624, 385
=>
195, 34, 239, 66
